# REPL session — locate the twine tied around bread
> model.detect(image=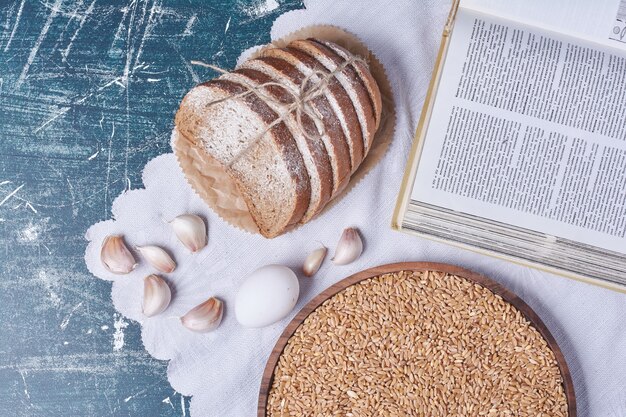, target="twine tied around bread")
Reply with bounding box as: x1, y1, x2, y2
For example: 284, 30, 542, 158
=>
189, 53, 369, 168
